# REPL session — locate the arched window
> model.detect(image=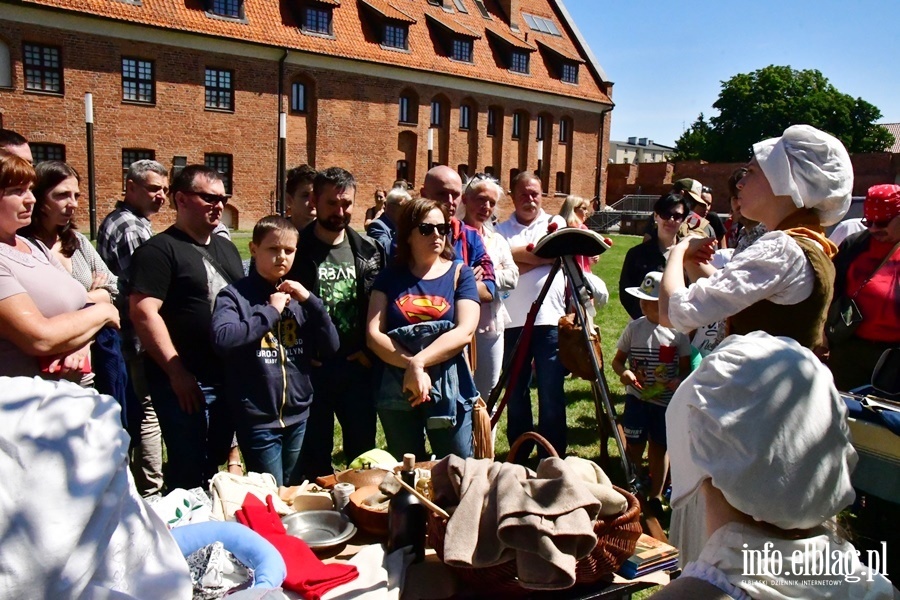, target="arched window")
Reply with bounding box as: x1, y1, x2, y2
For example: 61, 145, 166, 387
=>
399, 89, 419, 125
